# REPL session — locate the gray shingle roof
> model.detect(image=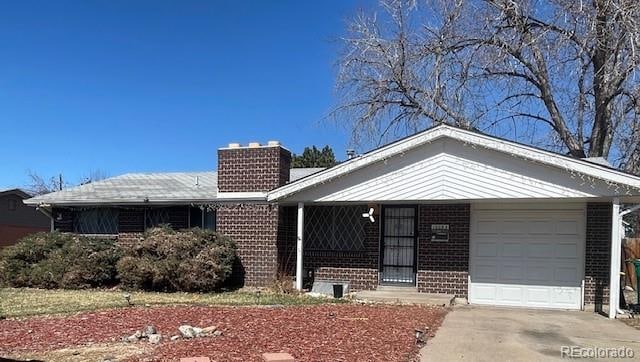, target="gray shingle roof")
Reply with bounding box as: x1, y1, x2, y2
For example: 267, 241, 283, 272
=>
24, 168, 324, 206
